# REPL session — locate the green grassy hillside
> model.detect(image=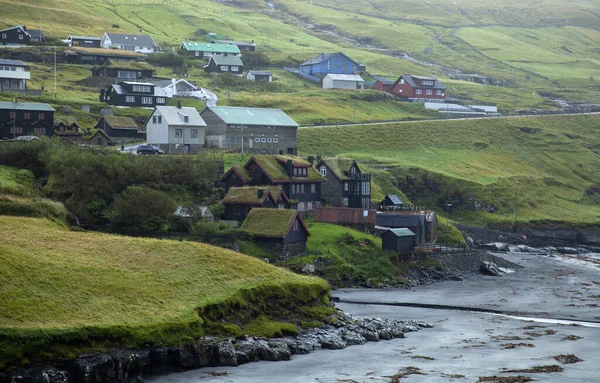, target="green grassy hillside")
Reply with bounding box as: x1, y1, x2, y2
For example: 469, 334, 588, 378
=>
298, 114, 600, 226
0, 216, 331, 367
1, 0, 598, 112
